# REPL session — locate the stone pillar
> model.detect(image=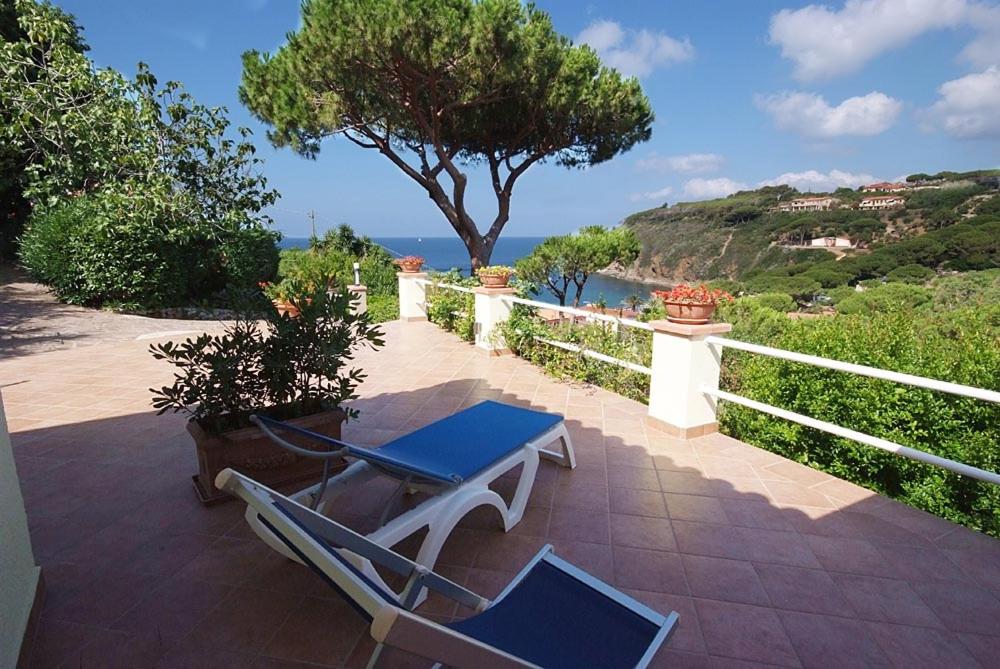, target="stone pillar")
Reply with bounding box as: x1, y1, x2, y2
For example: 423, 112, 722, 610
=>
397, 272, 427, 321
646, 320, 732, 439
473, 286, 515, 354
347, 284, 368, 316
